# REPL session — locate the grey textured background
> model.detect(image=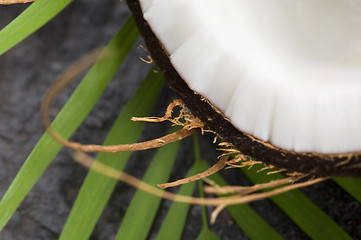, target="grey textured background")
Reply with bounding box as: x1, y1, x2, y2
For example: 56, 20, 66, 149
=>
0, 1, 360, 239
